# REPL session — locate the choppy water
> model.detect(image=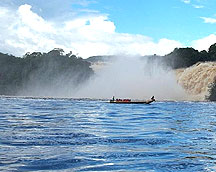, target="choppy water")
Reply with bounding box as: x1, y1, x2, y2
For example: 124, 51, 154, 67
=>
0, 97, 216, 172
